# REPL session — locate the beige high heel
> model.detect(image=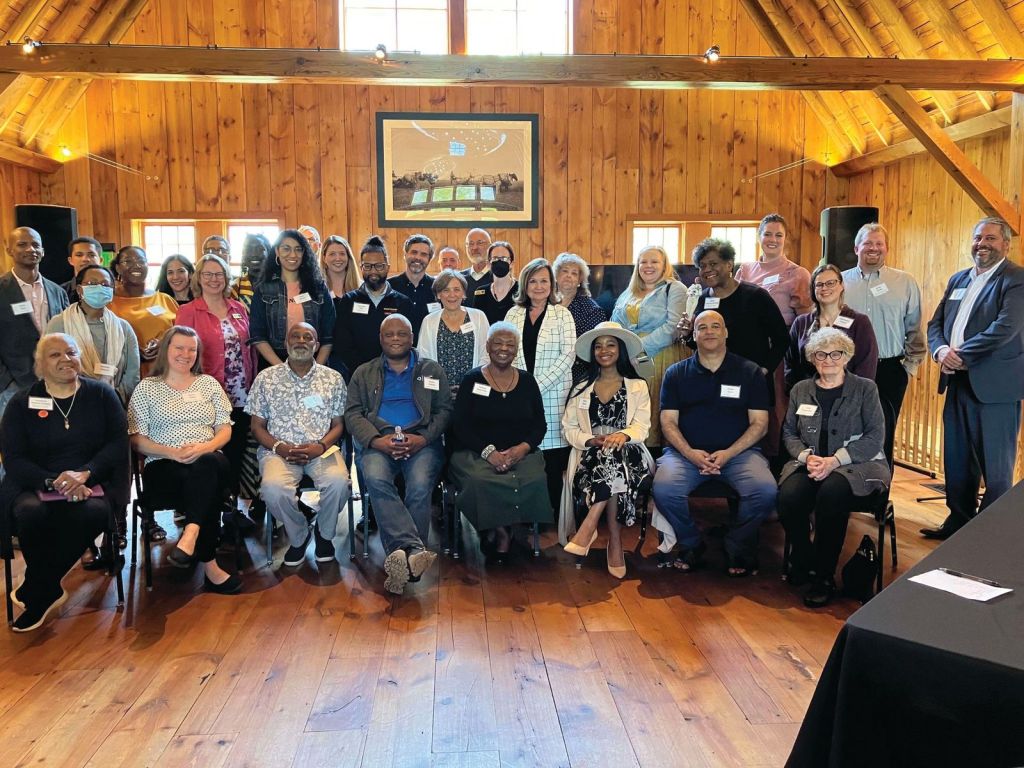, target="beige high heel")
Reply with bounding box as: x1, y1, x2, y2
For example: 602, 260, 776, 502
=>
607, 550, 626, 579
563, 529, 598, 557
